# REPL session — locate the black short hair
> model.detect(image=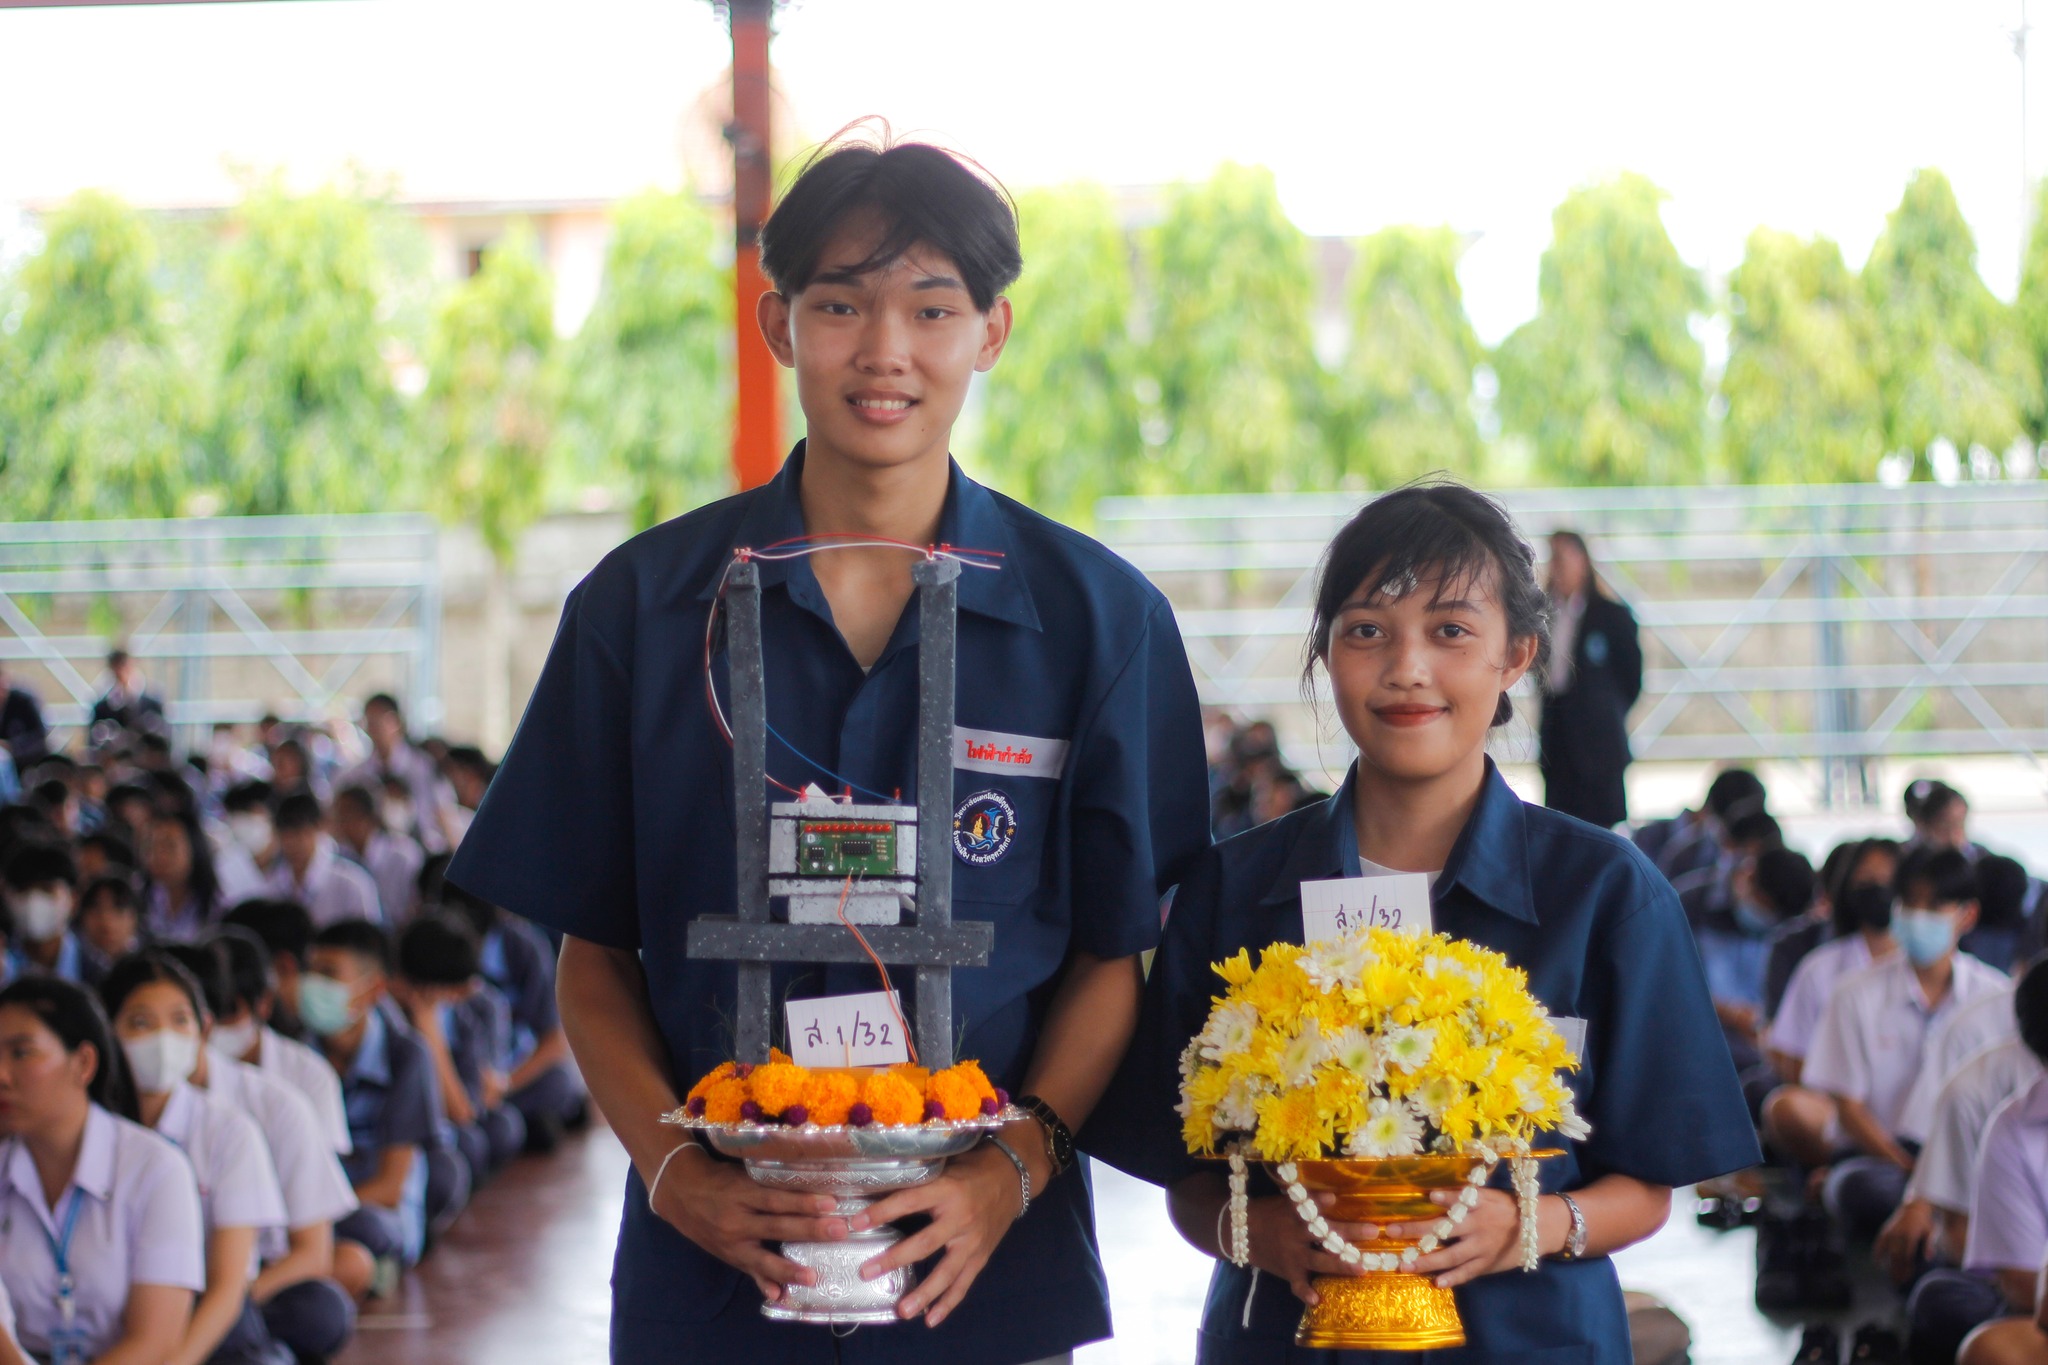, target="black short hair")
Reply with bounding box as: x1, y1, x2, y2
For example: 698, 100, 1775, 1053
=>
332, 785, 378, 822
160, 943, 233, 1020
363, 693, 401, 718
432, 864, 499, 940
78, 875, 140, 919
1304, 480, 1550, 728
1904, 778, 1964, 823
0, 975, 136, 1120
221, 898, 316, 969
2015, 957, 2048, 1064
1818, 841, 1861, 903
1725, 810, 1783, 852
759, 136, 1021, 313
1705, 769, 1767, 820
223, 780, 275, 816
1976, 855, 2031, 931
1752, 848, 1816, 919
397, 913, 481, 987
312, 918, 391, 975
100, 948, 209, 1025
2, 843, 76, 892
1895, 845, 1977, 908
208, 927, 275, 1012
107, 647, 130, 668
78, 829, 137, 874
274, 792, 324, 833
